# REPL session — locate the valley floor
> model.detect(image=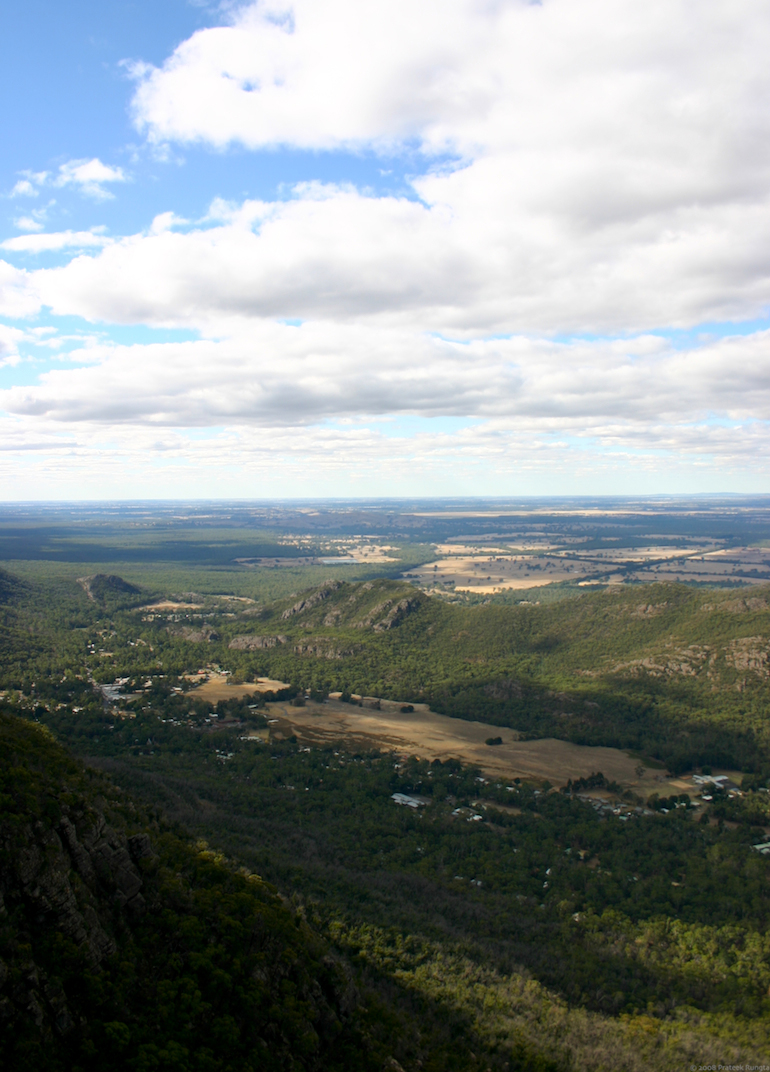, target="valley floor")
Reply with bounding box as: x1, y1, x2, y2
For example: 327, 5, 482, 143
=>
261, 695, 697, 797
